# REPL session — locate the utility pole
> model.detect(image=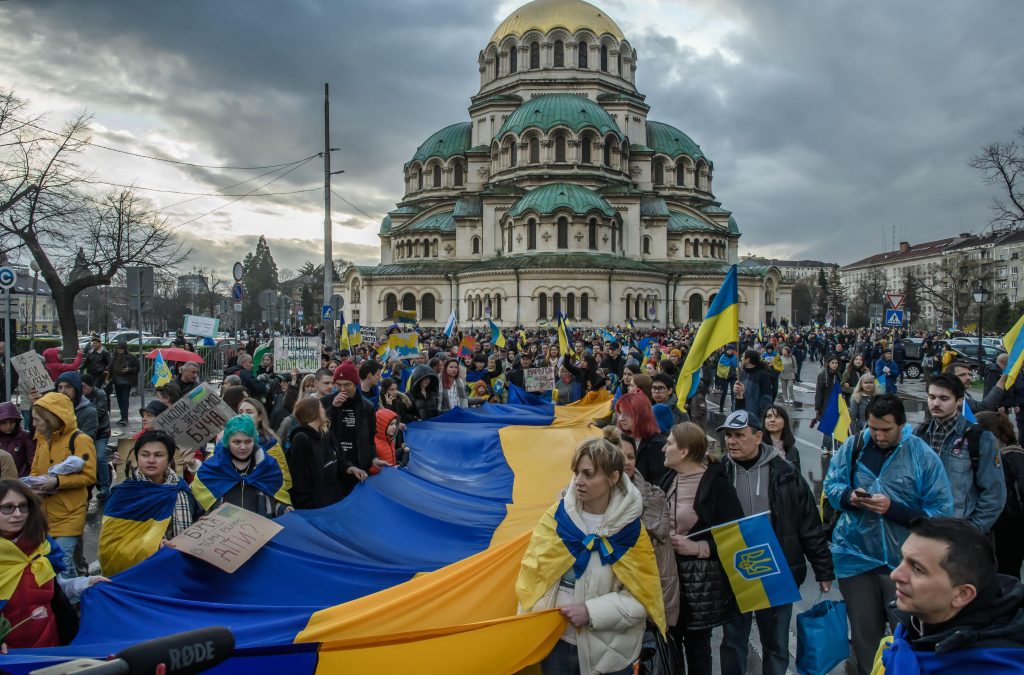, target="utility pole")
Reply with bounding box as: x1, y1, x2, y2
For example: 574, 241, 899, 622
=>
322, 83, 335, 346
